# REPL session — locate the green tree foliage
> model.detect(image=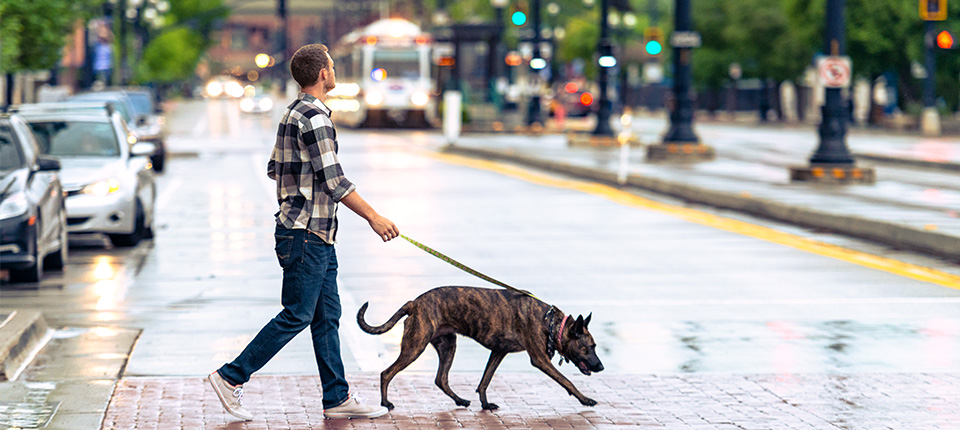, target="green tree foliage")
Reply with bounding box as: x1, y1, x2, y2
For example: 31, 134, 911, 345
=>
135, 28, 203, 84
0, 0, 98, 72
134, 0, 229, 84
